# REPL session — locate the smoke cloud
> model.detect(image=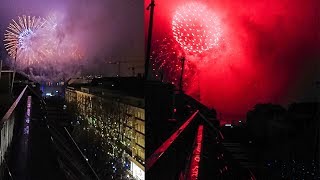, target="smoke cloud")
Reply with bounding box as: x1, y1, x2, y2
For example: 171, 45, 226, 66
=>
0, 0, 144, 79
